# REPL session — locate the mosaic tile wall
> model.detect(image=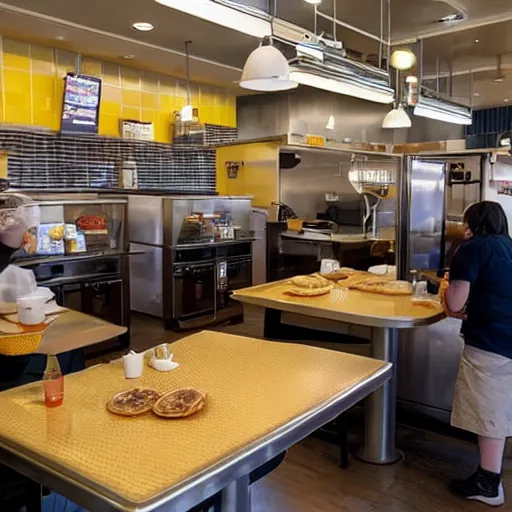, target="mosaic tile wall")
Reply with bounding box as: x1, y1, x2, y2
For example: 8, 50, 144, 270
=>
3, 128, 217, 194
